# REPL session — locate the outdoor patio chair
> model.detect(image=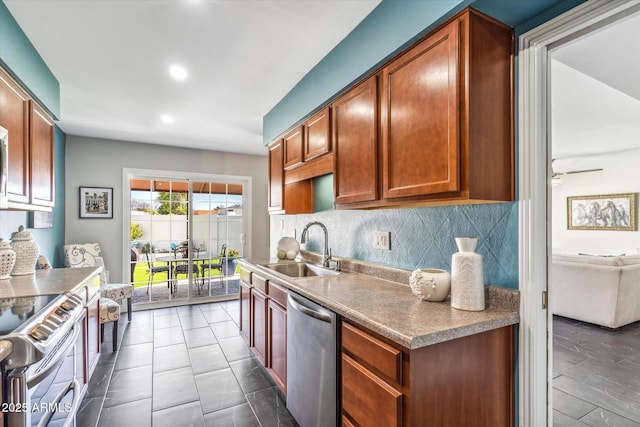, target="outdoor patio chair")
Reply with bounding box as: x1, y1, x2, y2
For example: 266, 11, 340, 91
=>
63, 243, 133, 321
146, 253, 172, 295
